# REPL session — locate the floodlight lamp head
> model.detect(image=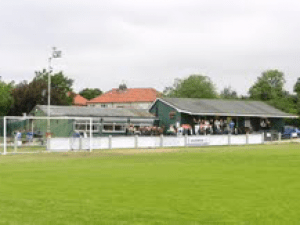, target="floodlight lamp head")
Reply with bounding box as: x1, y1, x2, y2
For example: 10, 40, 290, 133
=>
52, 50, 62, 58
